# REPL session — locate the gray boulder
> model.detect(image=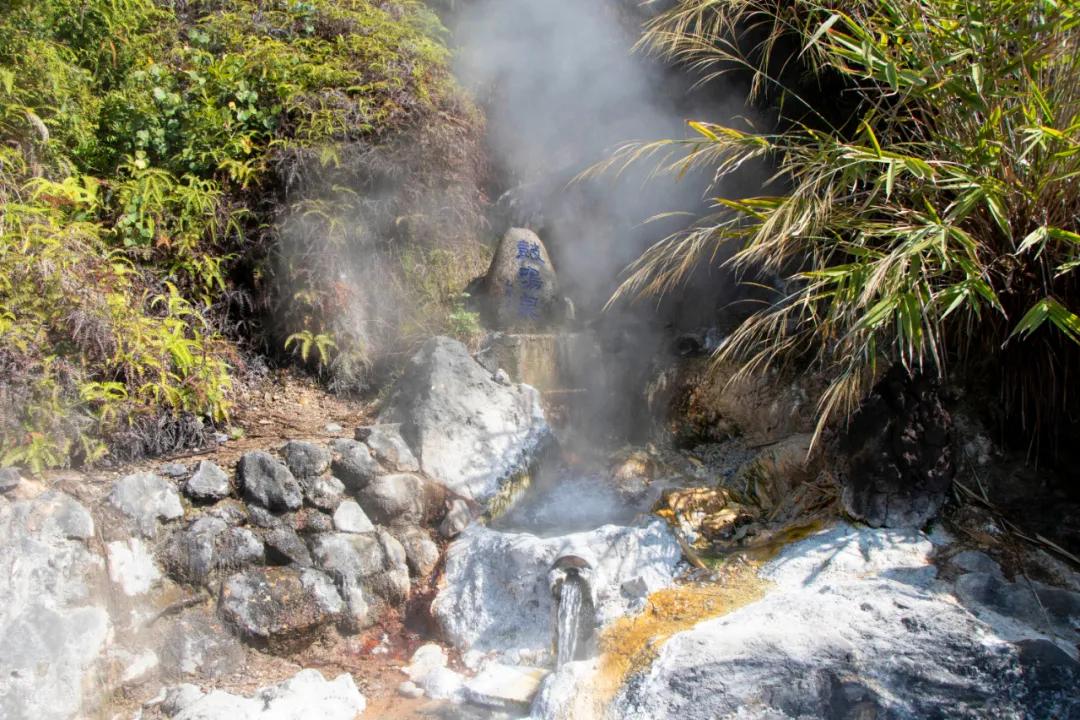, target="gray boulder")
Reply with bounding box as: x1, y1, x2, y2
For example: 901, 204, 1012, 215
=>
330, 440, 383, 492
955, 571, 1080, 648
0, 492, 110, 720
108, 472, 184, 537
219, 567, 343, 651
310, 530, 410, 626
163, 517, 264, 585
379, 336, 550, 504
162, 669, 365, 720
282, 441, 331, 479
356, 473, 440, 525
479, 228, 561, 330
160, 462, 189, 478
184, 461, 230, 502
355, 424, 420, 472
301, 475, 345, 513
238, 451, 302, 512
